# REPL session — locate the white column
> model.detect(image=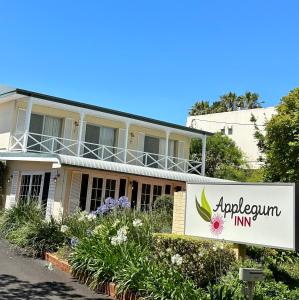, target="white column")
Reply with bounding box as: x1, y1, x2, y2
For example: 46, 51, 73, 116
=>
164, 131, 170, 169
124, 122, 130, 163
76, 112, 85, 156
201, 135, 207, 176
23, 97, 33, 152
